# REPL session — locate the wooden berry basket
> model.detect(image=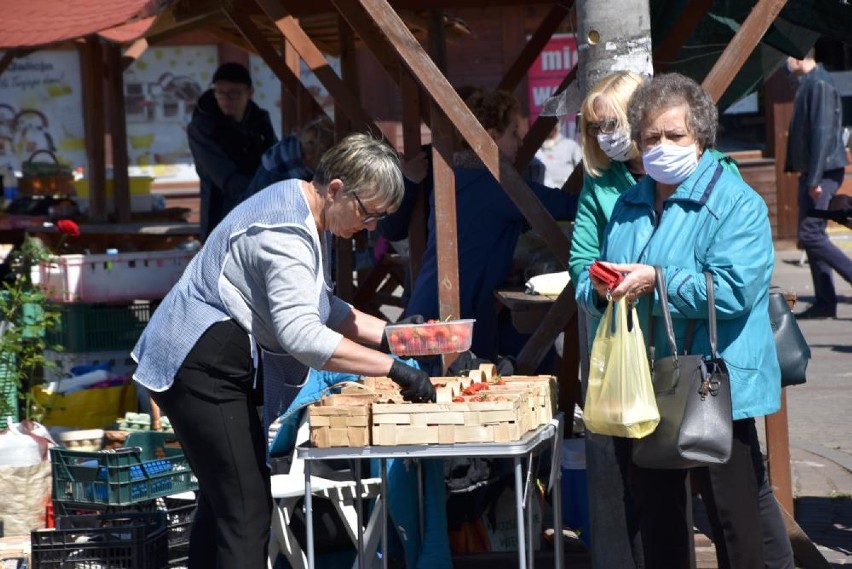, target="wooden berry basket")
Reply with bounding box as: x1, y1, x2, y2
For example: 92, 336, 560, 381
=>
308, 392, 375, 448
371, 389, 534, 445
